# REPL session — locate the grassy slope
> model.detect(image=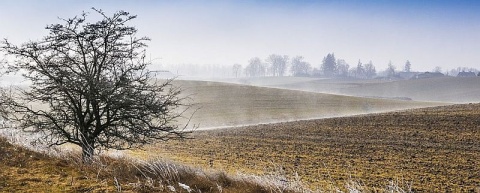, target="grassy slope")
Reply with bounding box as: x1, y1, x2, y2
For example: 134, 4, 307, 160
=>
0, 138, 114, 192
174, 80, 444, 129
0, 137, 302, 193
150, 103, 480, 192
253, 76, 480, 103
